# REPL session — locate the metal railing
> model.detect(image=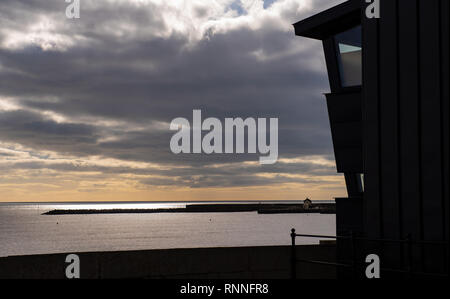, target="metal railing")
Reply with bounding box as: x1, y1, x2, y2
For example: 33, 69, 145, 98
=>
290, 228, 449, 279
